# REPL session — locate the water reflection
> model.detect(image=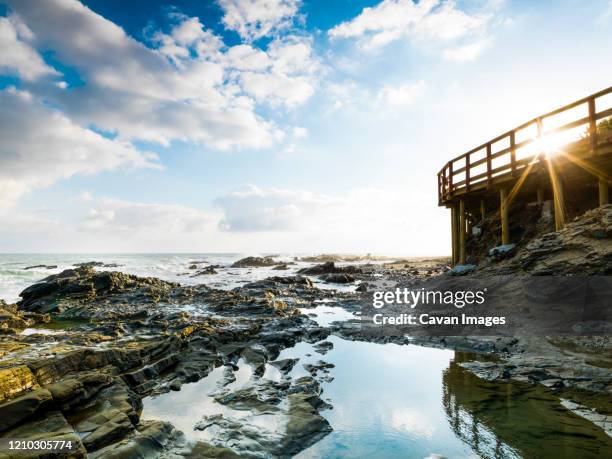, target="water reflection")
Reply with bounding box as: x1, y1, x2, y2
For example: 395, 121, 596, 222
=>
442, 352, 612, 459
